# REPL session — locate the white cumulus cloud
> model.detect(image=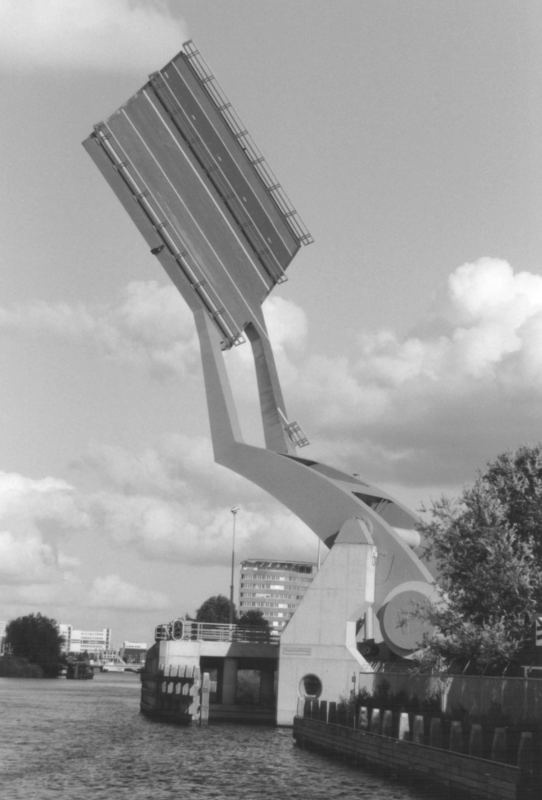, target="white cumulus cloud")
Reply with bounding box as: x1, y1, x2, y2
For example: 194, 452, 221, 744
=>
90, 489, 316, 565
0, 280, 199, 378
0, 282, 309, 387
0, 472, 85, 584
290, 257, 542, 487
73, 432, 318, 566
4, 257, 542, 495
0, 0, 188, 73
89, 573, 168, 610
264, 295, 308, 356
0, 531, 56, 583
77, 432, 313, 564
